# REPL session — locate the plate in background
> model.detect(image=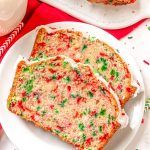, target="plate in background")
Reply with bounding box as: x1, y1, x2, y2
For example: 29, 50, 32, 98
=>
40, 0, 150, 29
